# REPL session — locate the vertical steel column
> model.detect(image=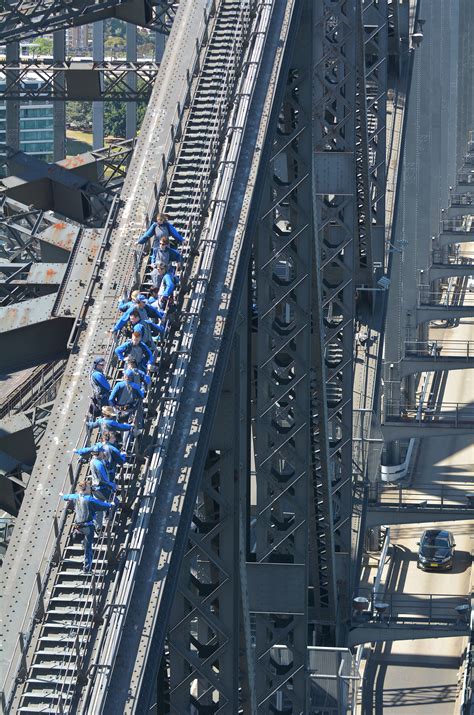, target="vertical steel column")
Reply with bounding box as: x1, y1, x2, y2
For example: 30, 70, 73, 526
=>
126, 23, 137, 139
92, 21, 104, 150
5, 41, 20, 169
313, 0, 358, 629
167, 314, 252, 714
361, 0, 388, 271
250, 4, 313, 710
457, 0, 474, 168
53, 30, 66, 161
155, 30, 166, 62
